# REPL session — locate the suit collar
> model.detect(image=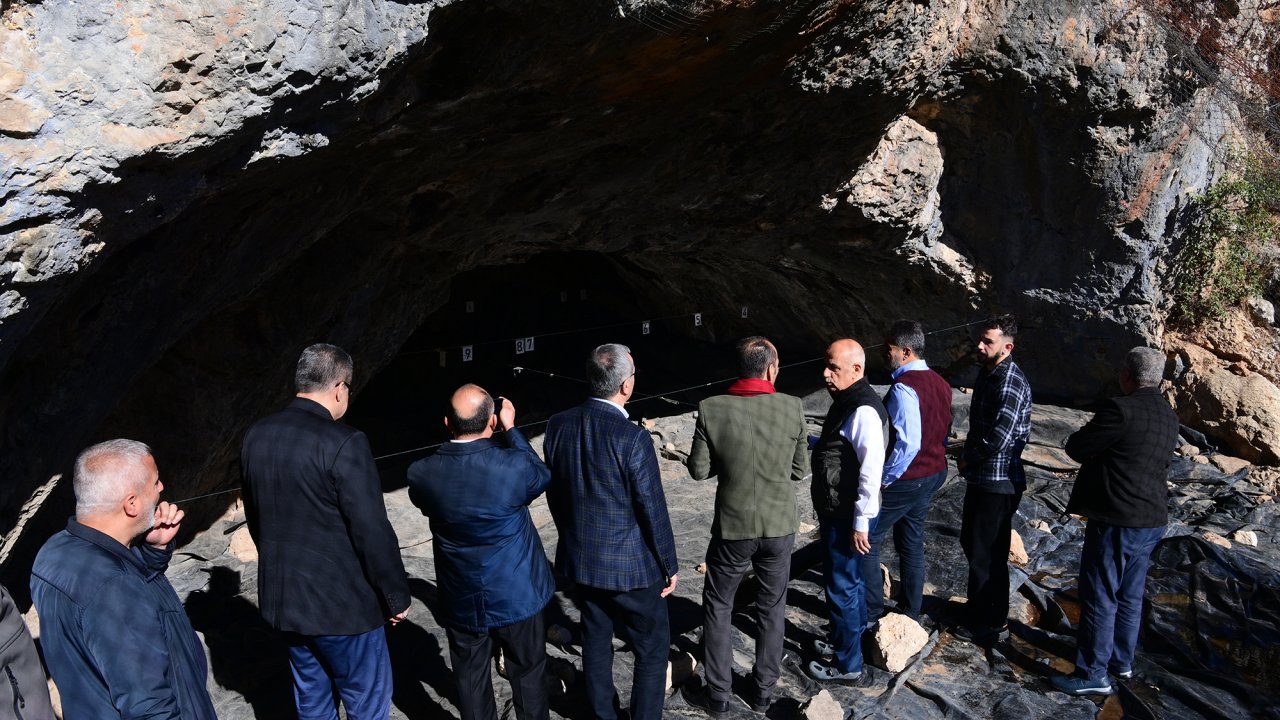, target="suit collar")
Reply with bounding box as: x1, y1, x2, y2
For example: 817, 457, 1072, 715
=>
289, 396, 334, 419
436, 437, 499, 455
589, 397, 629, 419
